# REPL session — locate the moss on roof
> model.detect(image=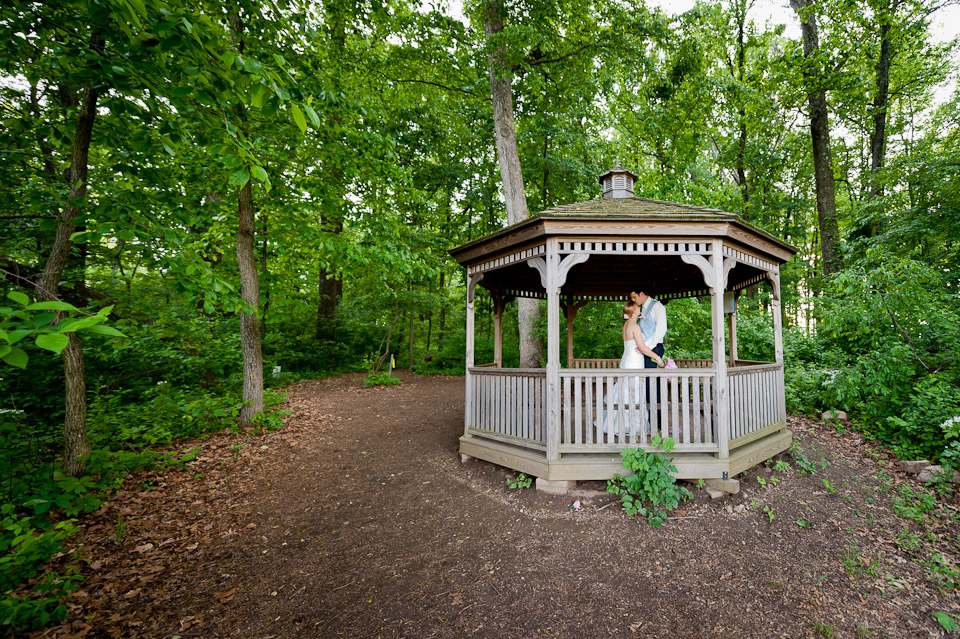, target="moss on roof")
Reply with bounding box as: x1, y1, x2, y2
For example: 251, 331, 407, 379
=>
535, 197, 739, 219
